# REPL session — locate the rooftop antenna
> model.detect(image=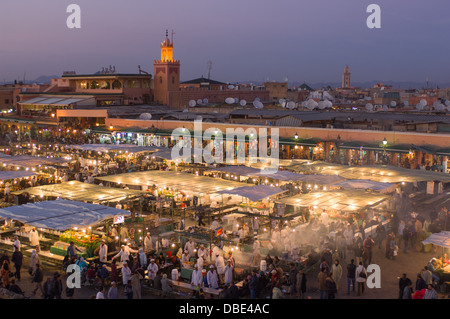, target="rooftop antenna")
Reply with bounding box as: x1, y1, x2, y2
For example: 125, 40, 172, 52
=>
207, 60, 212, 79
171, 29, 175, 44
